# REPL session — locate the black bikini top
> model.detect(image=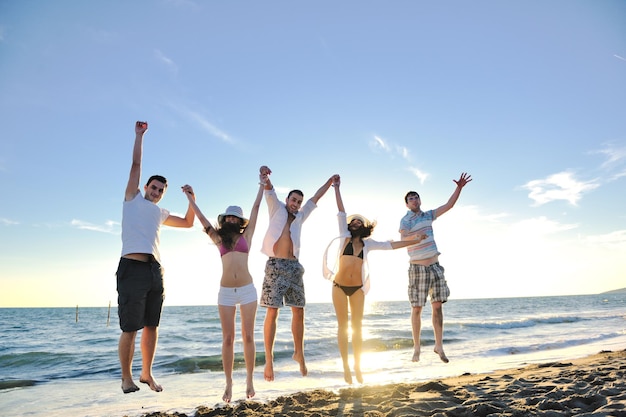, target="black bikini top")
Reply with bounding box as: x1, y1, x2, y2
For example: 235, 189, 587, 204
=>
342, 240, 364, 259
